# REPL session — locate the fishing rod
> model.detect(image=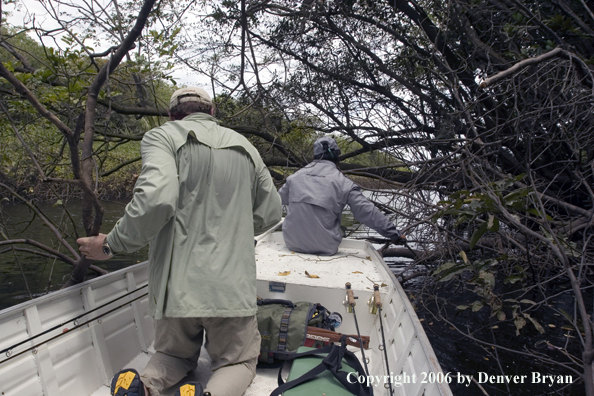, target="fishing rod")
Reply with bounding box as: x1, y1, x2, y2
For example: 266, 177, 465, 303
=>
344, 282, 371, 378
0, 284, 148, 358
369, 284, 394, 396
0, 291, 148, 365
